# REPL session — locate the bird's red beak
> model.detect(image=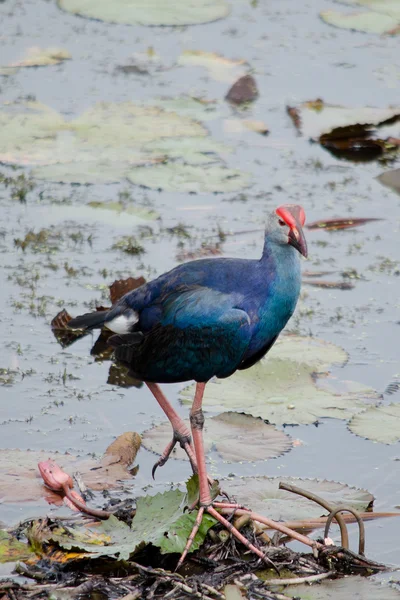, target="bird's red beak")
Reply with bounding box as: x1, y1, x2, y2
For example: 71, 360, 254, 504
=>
276, 204, 308, 258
